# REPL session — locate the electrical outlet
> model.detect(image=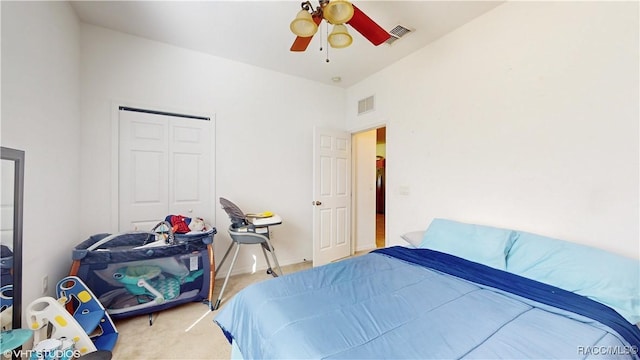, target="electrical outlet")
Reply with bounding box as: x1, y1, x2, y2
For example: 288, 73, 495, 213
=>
42, 275, 48, 294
